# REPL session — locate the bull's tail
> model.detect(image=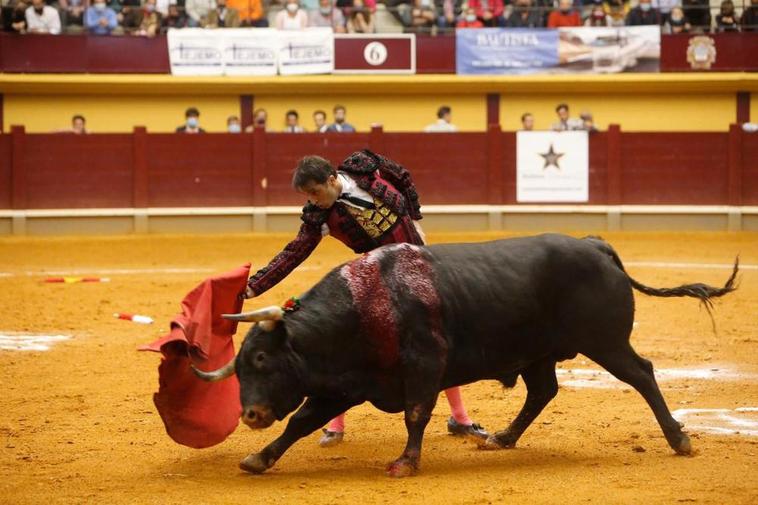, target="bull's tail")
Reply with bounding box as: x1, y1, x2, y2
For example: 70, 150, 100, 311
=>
582, 235, 739, 312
